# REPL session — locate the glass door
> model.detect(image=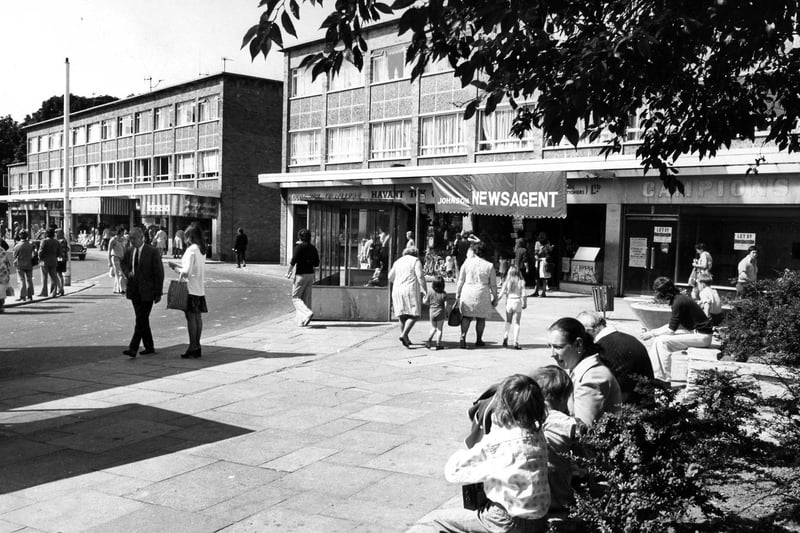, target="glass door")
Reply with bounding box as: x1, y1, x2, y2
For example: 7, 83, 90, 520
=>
623, 216, 679, 295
